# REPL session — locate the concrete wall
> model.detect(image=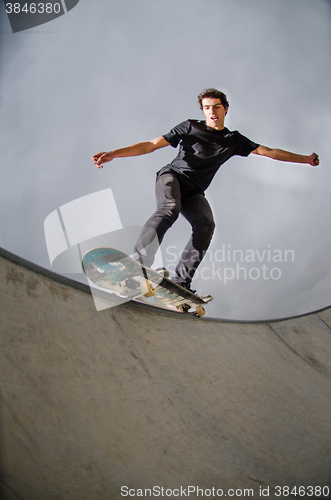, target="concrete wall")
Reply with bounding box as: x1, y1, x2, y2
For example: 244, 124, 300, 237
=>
1, 248, 331, 499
